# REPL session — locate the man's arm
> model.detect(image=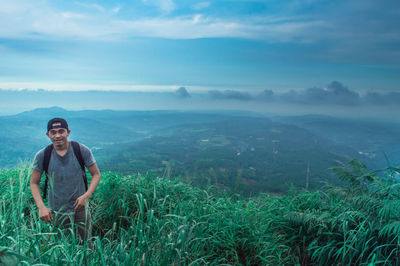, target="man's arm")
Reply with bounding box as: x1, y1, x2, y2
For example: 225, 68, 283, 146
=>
74, 163, 101, 210
30, 169, 53, 223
